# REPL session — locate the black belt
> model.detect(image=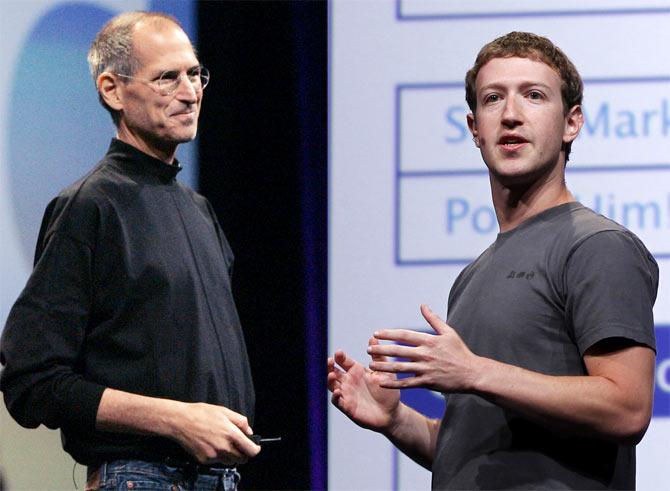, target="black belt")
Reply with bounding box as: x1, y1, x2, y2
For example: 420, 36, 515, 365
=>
163, 456, 235, 475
